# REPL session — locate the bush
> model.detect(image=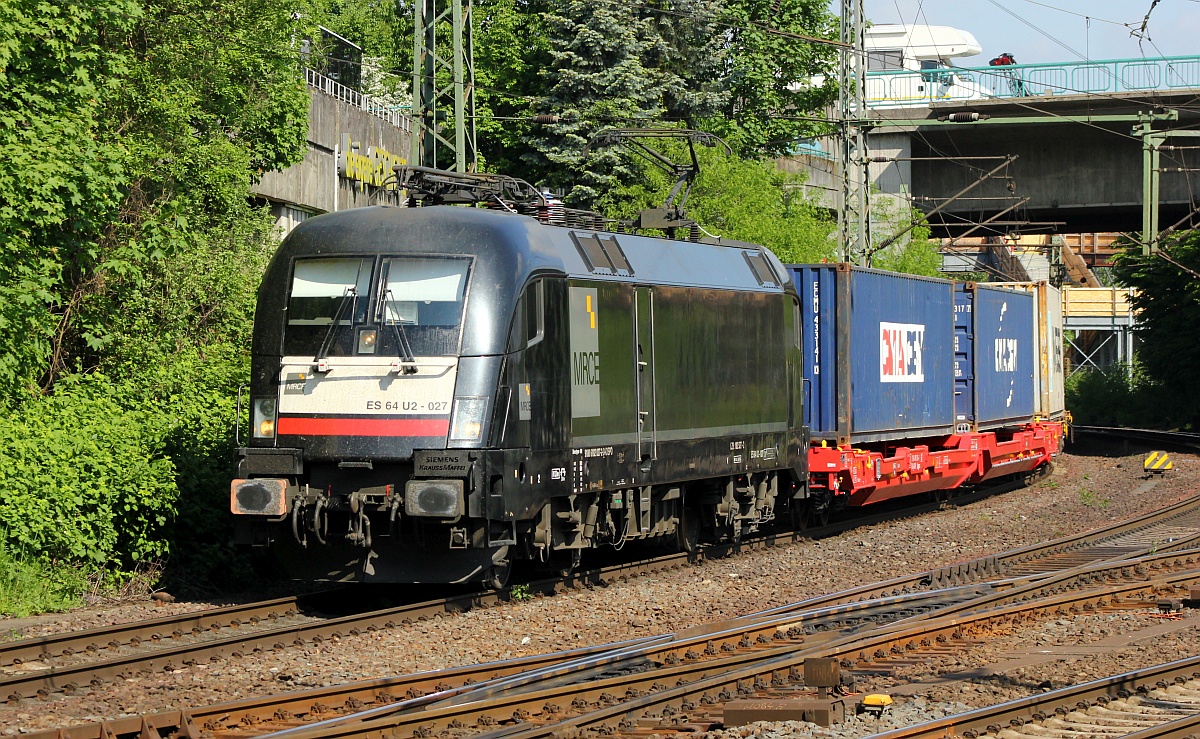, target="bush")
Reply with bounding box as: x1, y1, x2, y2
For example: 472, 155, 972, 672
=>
1065, 364, 1176, 429
0, 345, 248, 588
0, 381, 178, 566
